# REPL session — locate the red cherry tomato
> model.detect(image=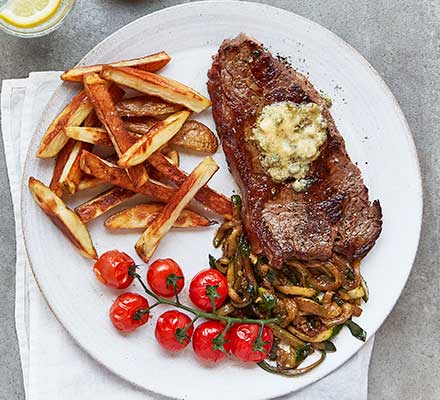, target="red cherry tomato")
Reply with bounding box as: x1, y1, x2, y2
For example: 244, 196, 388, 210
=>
93, 250, 135, 289
155, 310, 194, 352
229, 324, 273, 363
147, 258, 184, 297
192, 320, 231, 362
109, 293, 149, 333
189, 269, 228, 311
